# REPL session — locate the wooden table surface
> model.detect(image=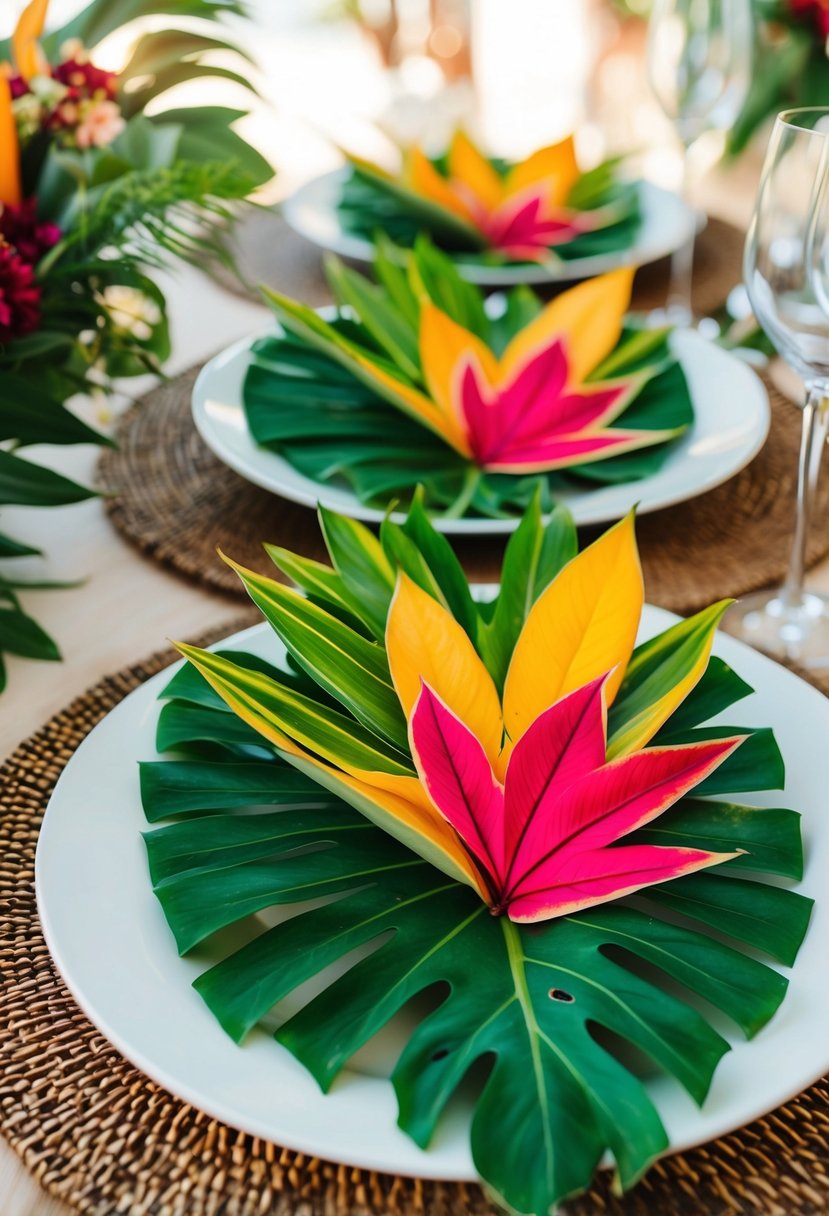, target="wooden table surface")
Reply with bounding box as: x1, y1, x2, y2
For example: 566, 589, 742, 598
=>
4, 163, 829, 1215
